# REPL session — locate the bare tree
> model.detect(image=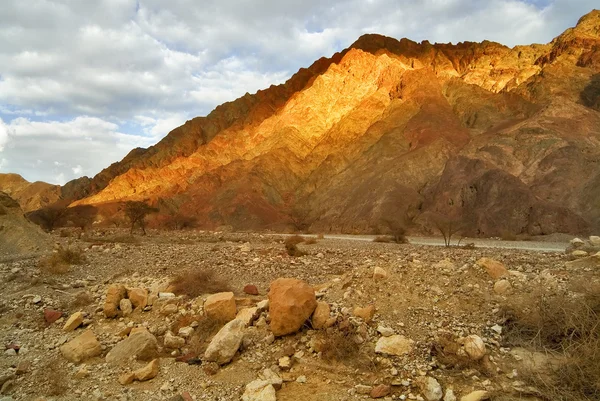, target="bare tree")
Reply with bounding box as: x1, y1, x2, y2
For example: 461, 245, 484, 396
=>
424, 212, 465, 247
124, 201, 158, 235
282, 192, 314, 233
26, 200, 70, 232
